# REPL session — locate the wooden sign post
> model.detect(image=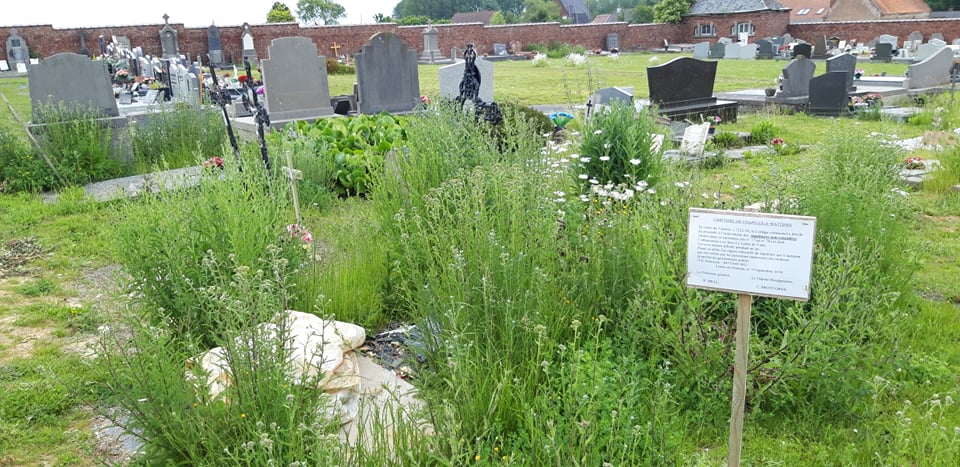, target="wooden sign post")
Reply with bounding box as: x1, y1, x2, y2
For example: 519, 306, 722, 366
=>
686, 208, 816, 466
